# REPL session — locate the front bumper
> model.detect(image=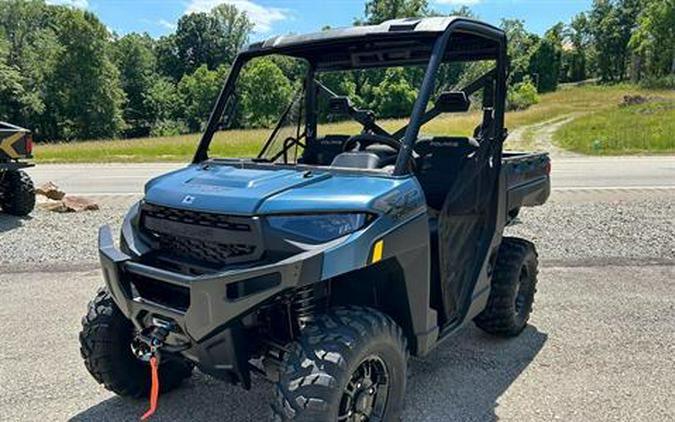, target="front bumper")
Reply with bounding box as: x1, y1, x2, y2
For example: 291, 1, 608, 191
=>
98, 224, 324, 385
